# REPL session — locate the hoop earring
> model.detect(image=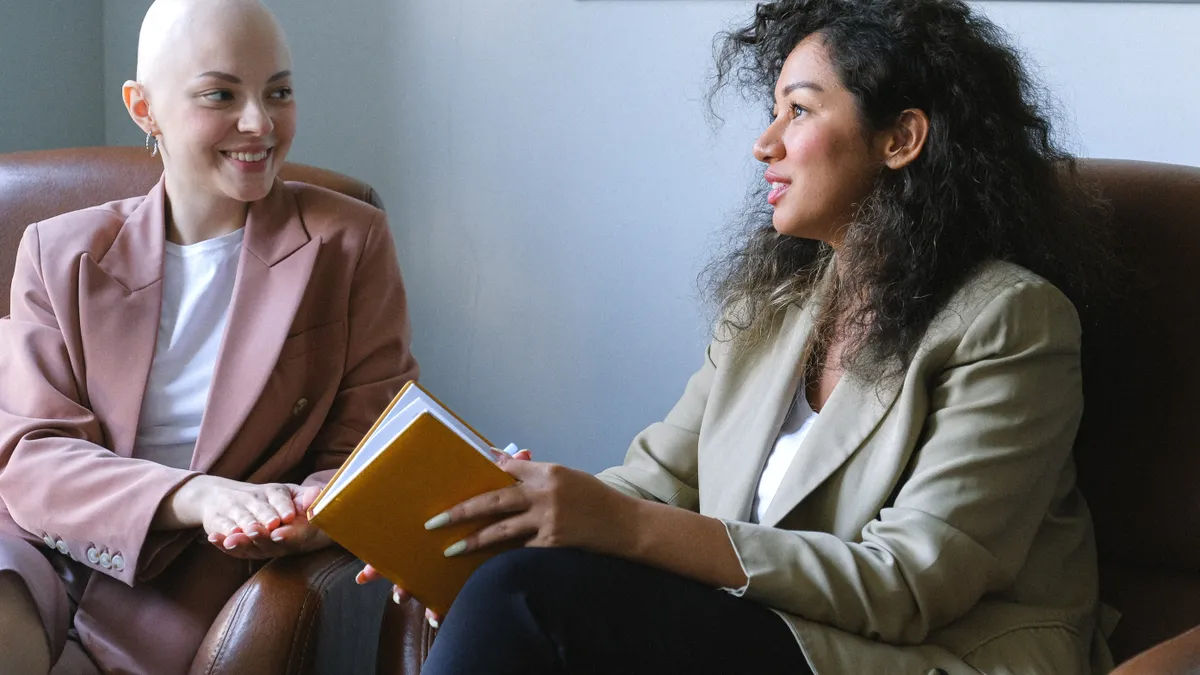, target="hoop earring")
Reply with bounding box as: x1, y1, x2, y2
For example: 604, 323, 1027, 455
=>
145, 131, 159, 158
